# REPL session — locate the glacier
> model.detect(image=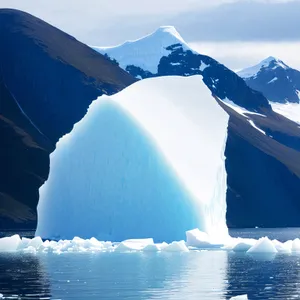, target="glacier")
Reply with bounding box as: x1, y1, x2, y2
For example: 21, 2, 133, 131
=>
36, 75, 229, 242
